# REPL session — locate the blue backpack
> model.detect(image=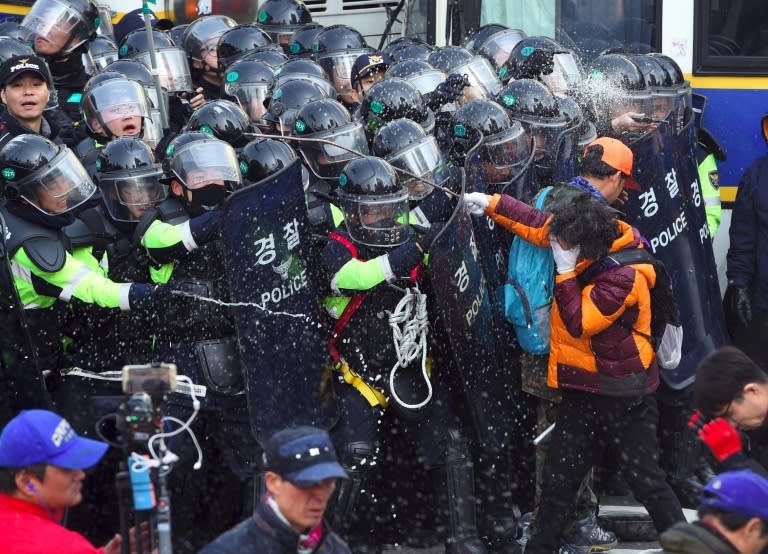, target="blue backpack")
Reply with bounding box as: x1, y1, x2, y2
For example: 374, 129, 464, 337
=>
504, 187, 554, 355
